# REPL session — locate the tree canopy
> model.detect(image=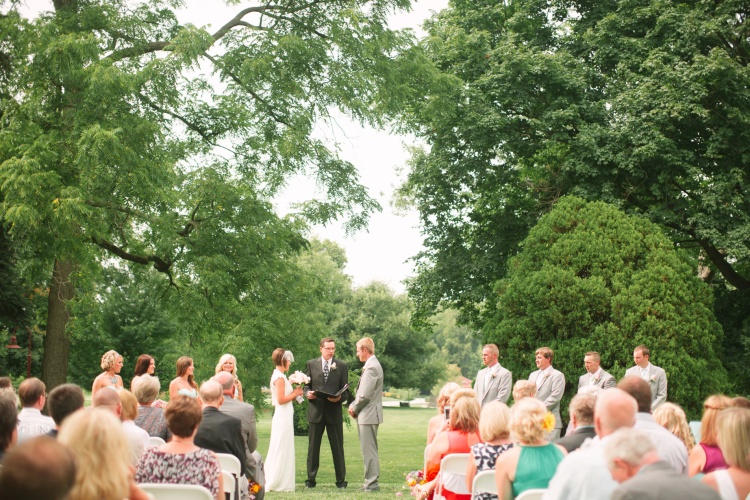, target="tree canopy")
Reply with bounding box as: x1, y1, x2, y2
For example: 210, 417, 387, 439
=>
398, 0, 750, 326
484, 196, 729, 417
0, 0, 416, 386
